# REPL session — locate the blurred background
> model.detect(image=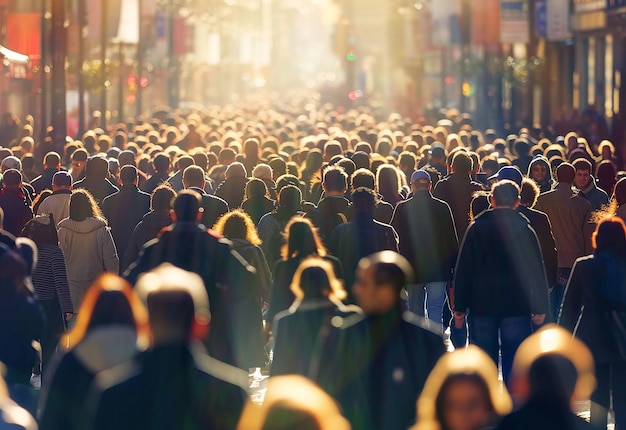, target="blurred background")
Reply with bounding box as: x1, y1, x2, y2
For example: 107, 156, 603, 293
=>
1, 0, 626, 140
